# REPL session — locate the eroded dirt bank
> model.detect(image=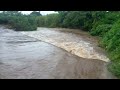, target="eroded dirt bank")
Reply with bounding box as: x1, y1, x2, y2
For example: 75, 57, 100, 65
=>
0, 26, 116, 79
21, 27, 109, 62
